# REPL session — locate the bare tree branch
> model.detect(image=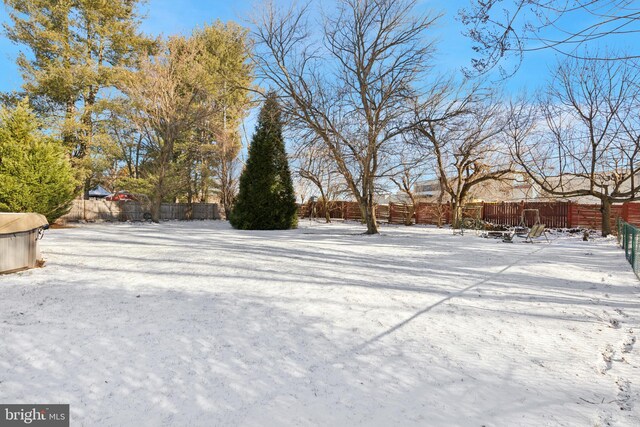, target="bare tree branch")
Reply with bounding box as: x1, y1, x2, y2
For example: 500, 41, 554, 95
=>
253, 0, 439, 233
